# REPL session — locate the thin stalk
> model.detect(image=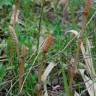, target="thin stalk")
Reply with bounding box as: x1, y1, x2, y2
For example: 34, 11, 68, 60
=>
74, 0, 91, 71
36, 0, 45, 54
61, 64, 70, 96
68, 33, 75, 96
36, 34, 53, 96
10, 48, 13, 65
9, 0, 24, 91
36, 52, 46, 96
67, 1, 91, 95
38, 52, 46, 82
